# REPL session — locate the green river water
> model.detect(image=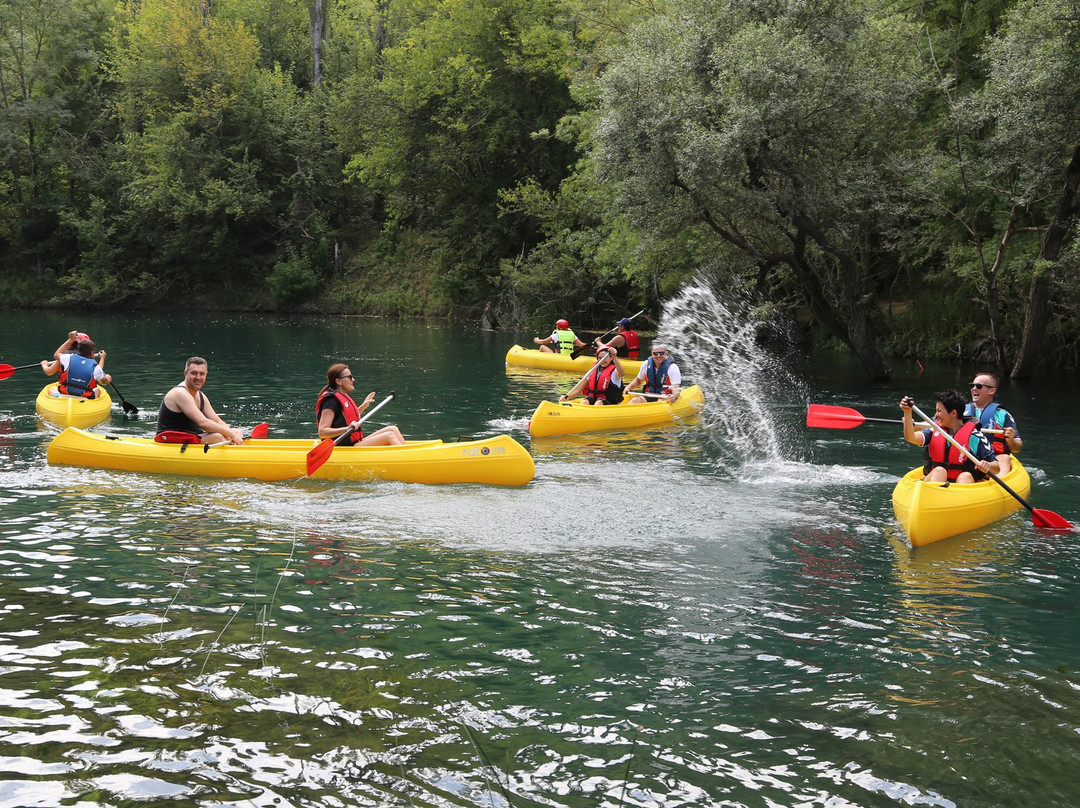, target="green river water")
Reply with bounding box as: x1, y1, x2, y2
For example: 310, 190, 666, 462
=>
1, 287, 1079, 807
